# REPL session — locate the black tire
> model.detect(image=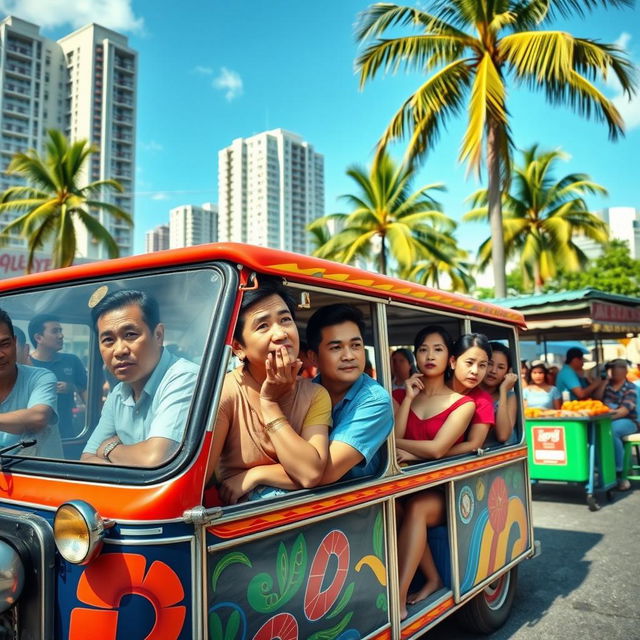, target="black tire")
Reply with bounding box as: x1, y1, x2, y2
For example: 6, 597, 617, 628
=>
457, 566, 518, 635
